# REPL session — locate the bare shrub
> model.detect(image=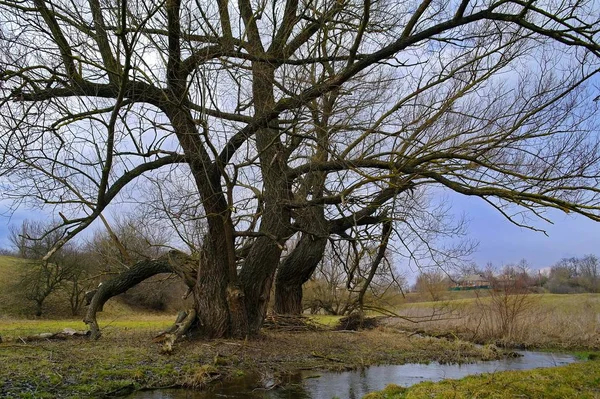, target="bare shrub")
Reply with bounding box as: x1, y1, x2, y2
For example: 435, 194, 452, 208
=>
470, 284, 538, 344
